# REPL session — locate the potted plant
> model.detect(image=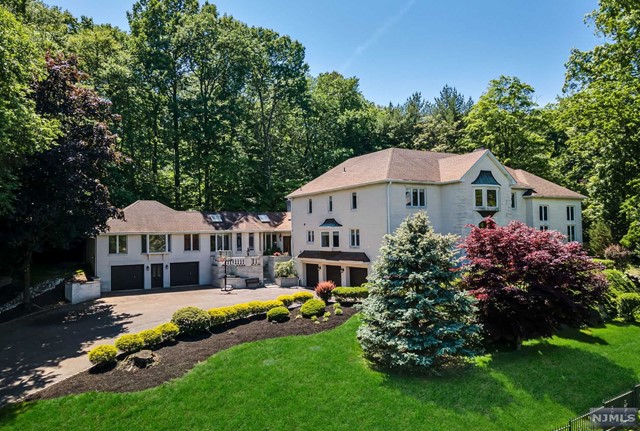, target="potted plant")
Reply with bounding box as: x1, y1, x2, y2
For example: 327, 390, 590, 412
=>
274, 260, 298, 287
